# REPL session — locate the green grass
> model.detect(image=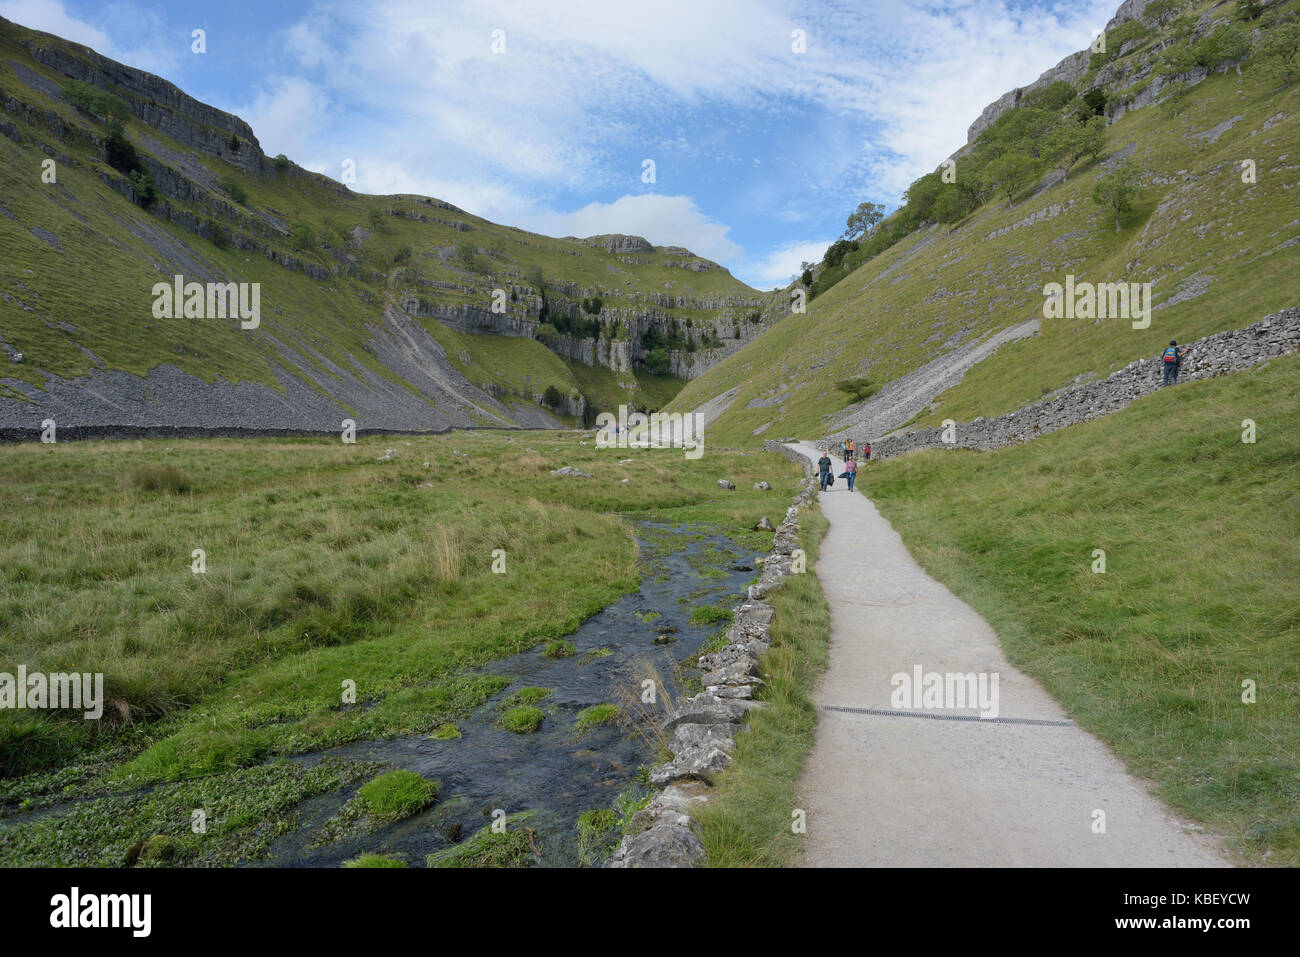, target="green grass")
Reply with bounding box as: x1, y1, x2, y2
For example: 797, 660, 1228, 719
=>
343, 853, 408, 868
542, 640, 576, 658
499, 706, 545, 734
0, 429, 800, 864
574, 704, 620, 734
426, 813, 538, 867
129, 464, 194, 494
688, 603, 733, 627
669, 10, 1300, 444
576, 808, 620, 866
0, 757, 378, 866
859, 354, 1300, 865
355, 770, 438, 821
693, 502, 831, 866
504, 687, 554, 707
